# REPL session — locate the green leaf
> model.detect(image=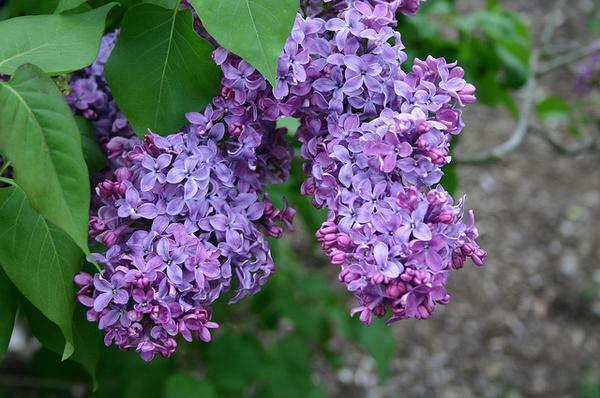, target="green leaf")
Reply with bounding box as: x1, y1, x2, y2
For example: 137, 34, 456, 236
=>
0, 184, 84, 359
456, 8, 531, 88
54, 0, 88, 13
0, 268, 18, 361
76, 116, 107, 172
190, 0, 298, 87
0, 64, 90, 253
536, 96, 572, 123
0, 4, 117, 75
164, 373, 217, 398
105, 3, 221, 137
22, 301, 102, 388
